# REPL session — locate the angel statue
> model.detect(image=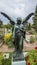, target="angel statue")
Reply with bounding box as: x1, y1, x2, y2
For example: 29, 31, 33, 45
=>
0, 12, 34, 61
